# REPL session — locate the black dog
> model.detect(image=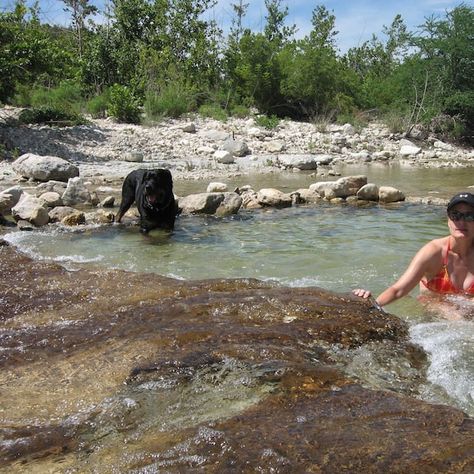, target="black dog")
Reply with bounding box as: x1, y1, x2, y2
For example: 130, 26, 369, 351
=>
116, 169, 178, 232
